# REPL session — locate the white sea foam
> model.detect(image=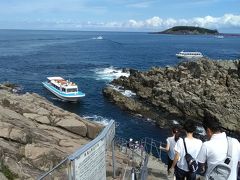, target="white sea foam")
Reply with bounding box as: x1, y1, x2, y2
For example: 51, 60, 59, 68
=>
83, 115, 111, 126
95, 66, 130, 81
172, 120, 180, 125
146, 118, 152, 122
92, 36, 103, 40
196, 126, 206, 136
107, 84, 136, 97
122, 90, 136, 97
135, 114, 143, 117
